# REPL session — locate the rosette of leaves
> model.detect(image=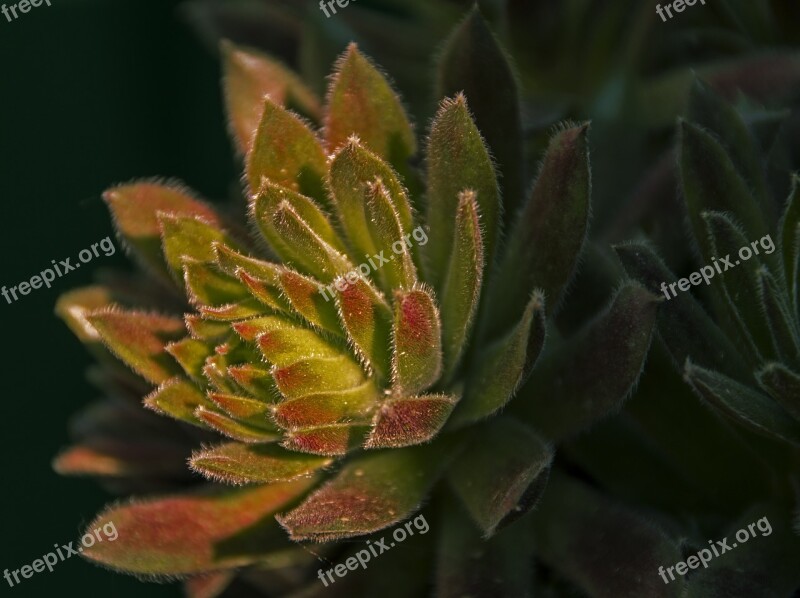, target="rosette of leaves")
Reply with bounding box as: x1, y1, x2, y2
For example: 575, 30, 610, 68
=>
53, 27, 657, 598
617, 80, 800, 450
